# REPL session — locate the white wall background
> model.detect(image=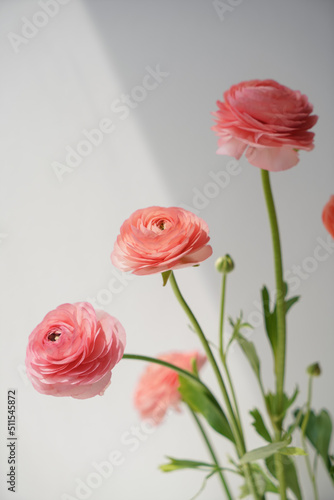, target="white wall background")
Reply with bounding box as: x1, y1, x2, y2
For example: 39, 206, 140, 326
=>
0, 1, 333, 499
